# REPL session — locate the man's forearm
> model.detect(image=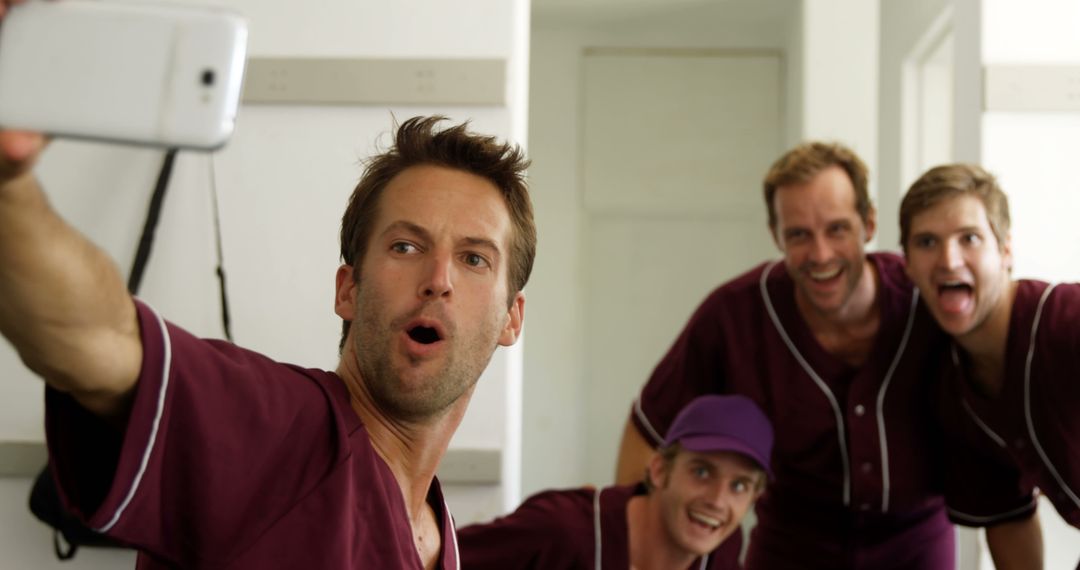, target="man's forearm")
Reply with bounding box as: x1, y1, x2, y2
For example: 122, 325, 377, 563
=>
0, 162, 141, 418
614, 418, 655, 485
985, 513, 1043, 570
